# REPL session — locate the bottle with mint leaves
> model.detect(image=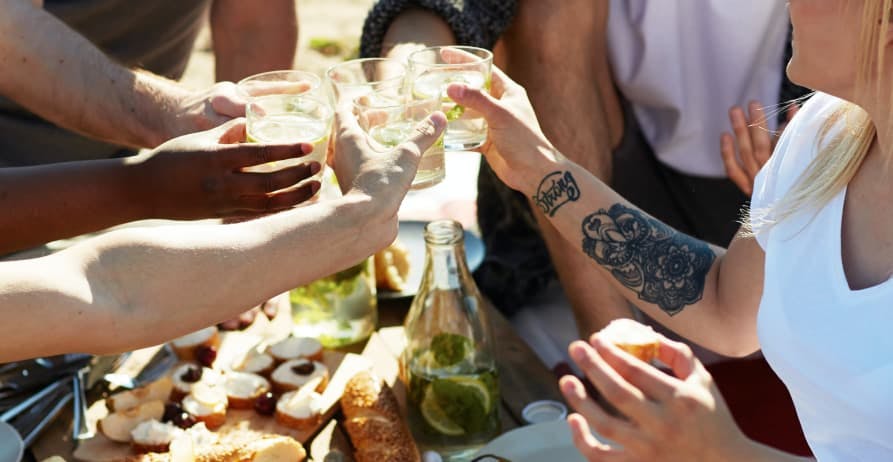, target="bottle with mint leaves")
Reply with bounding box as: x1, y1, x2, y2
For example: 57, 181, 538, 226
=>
402, 220, 500, 460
